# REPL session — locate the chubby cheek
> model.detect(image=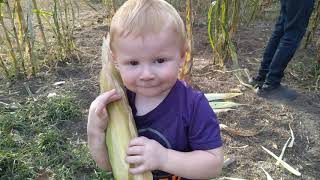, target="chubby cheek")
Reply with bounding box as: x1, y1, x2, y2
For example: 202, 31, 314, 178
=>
165, 64, 180, 77
119, 71, 136, 89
